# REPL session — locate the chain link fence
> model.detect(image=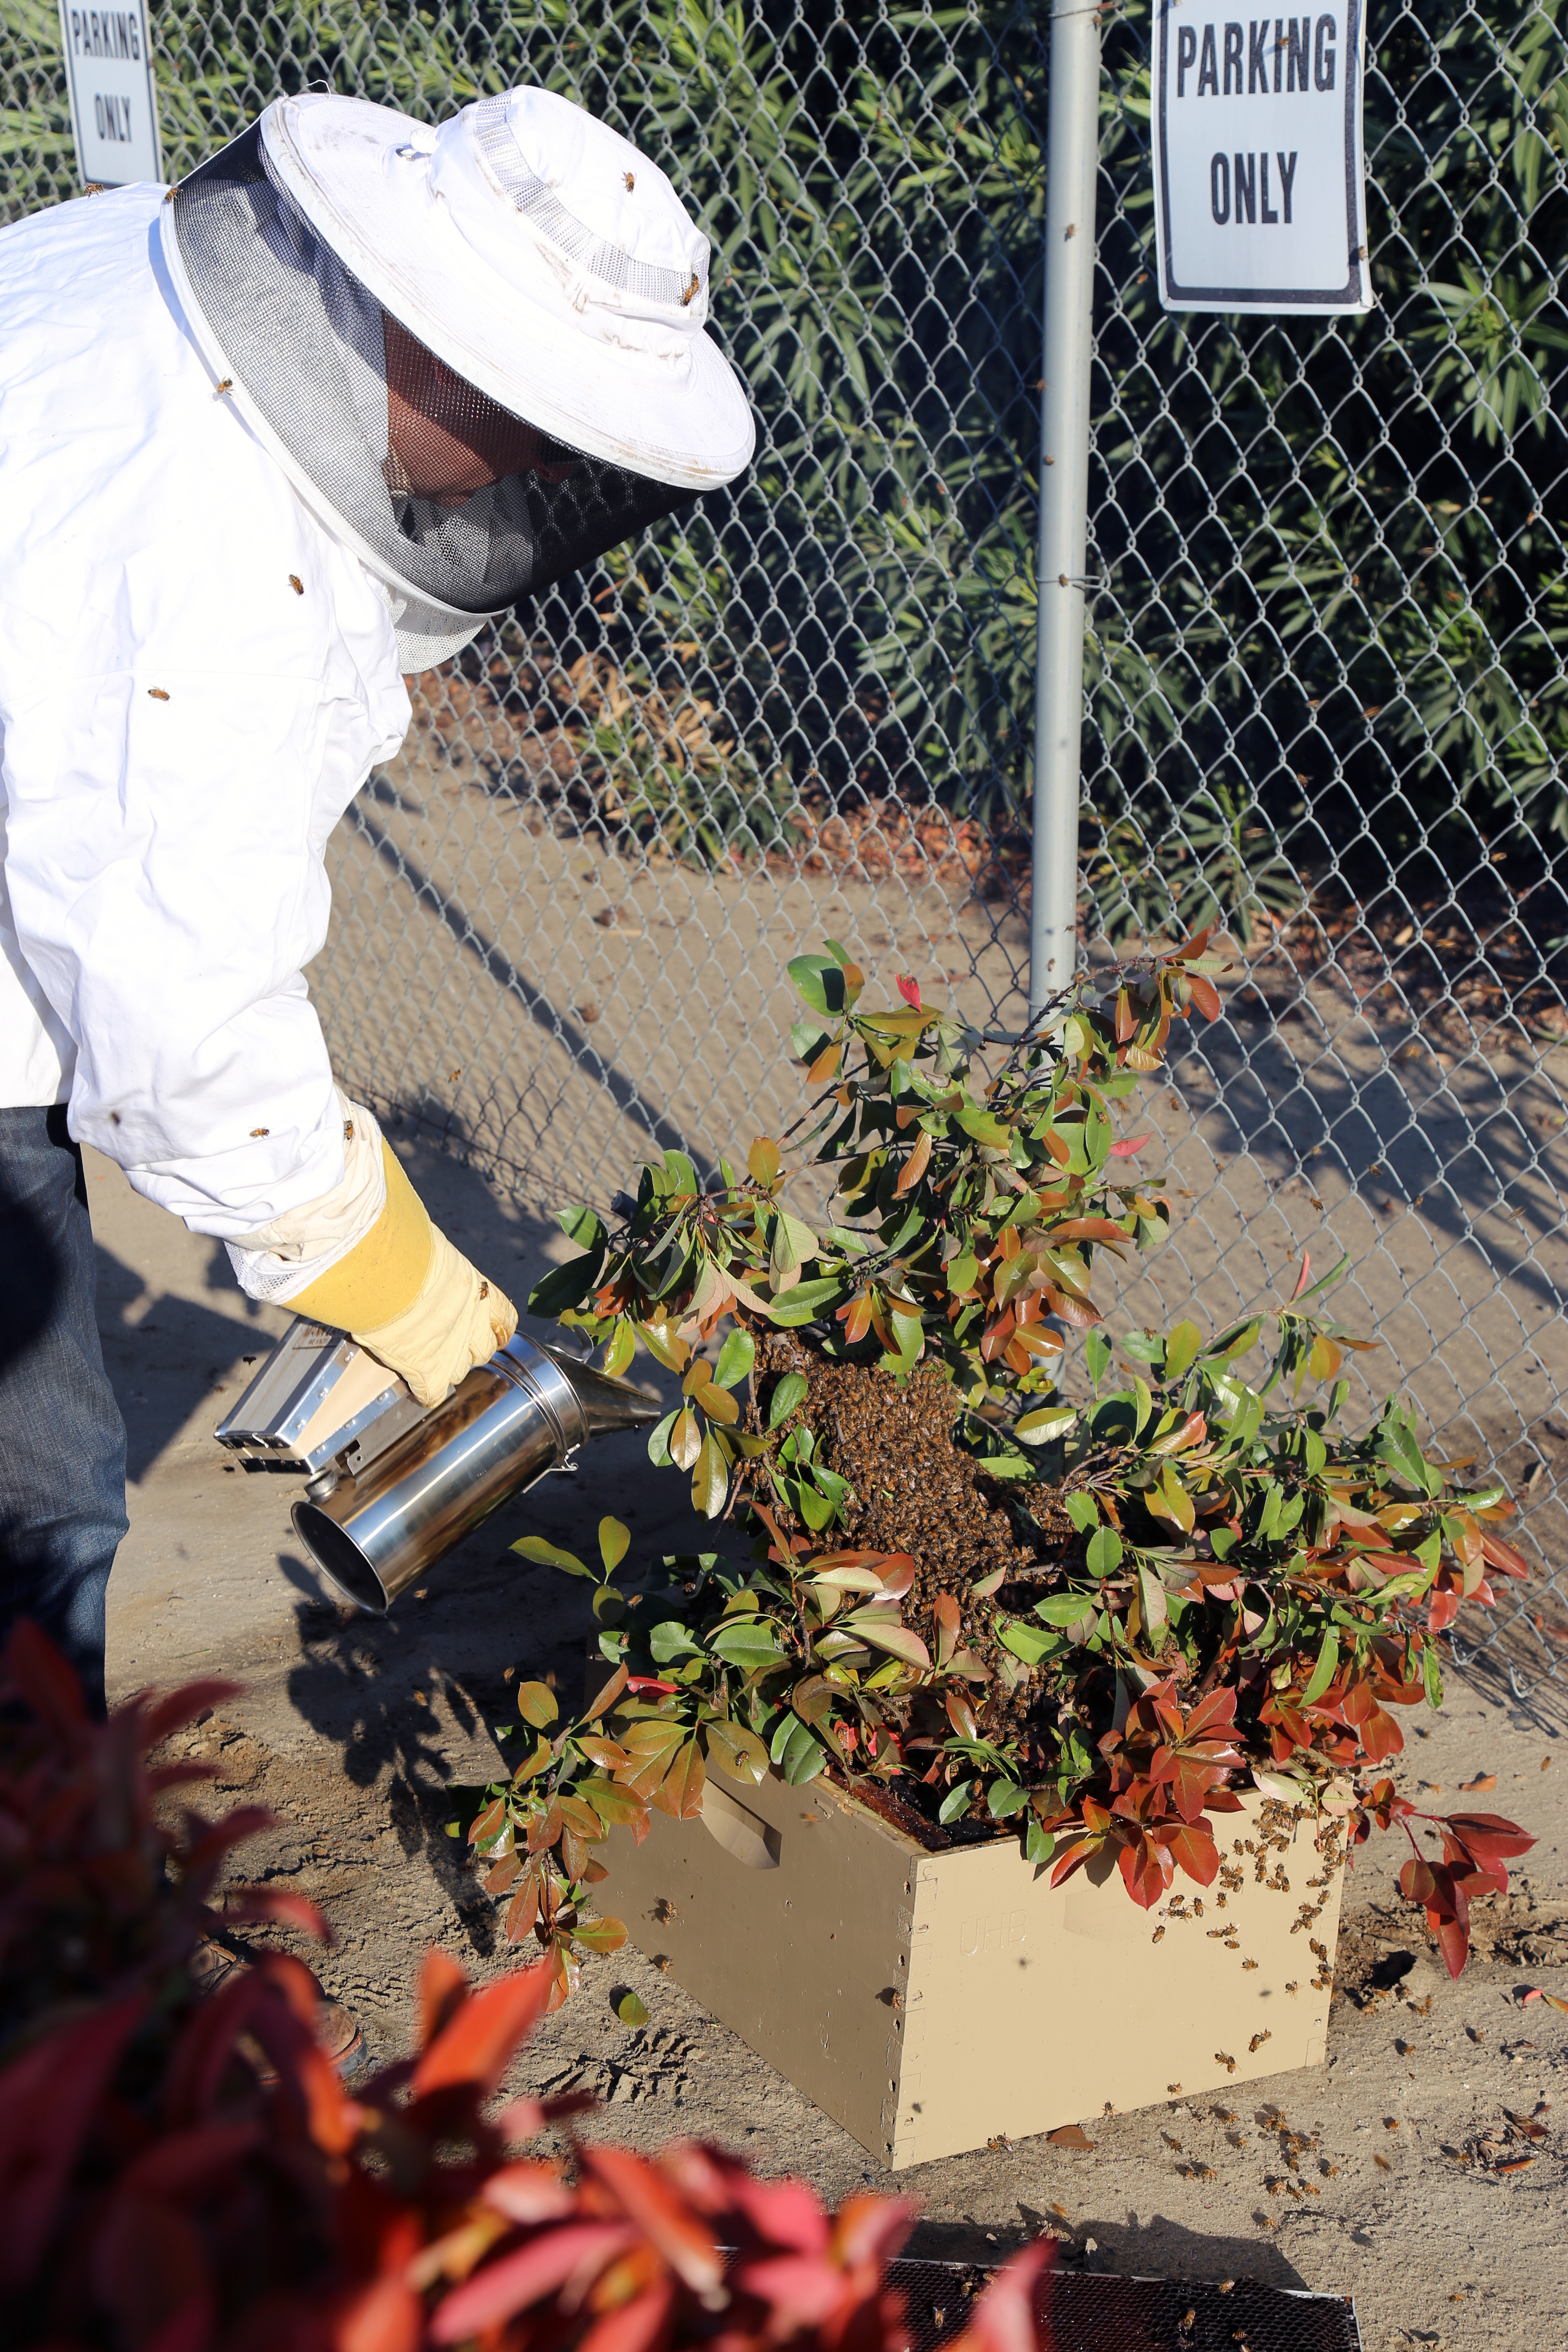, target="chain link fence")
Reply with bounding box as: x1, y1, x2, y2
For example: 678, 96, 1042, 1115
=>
6, 0, 1566, 1697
